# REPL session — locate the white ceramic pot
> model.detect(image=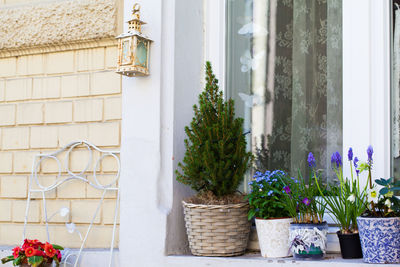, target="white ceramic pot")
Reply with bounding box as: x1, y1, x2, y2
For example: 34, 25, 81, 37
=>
255, 217, 292, 258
